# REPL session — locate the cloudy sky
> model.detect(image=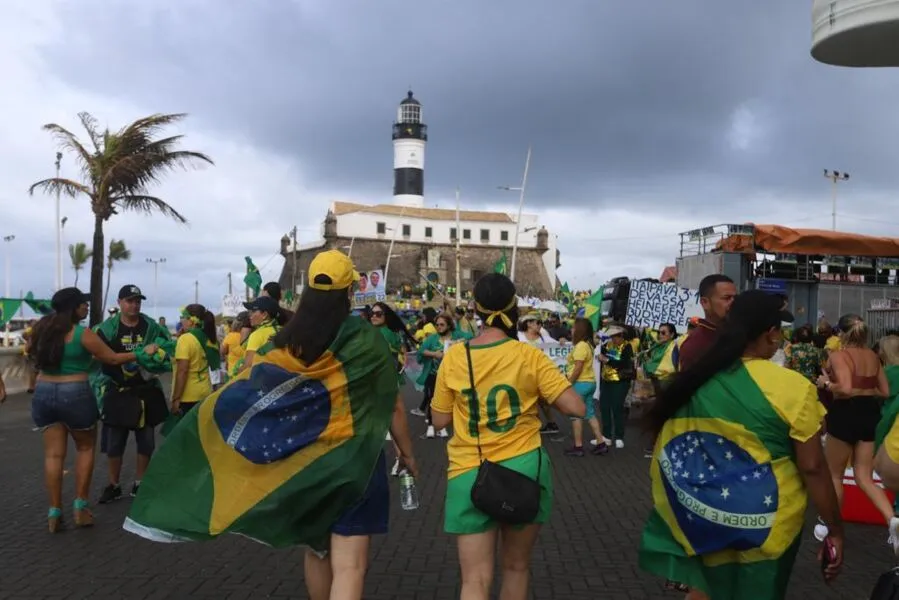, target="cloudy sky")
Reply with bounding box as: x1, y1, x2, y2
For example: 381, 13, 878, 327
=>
3, 1, 899, 318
